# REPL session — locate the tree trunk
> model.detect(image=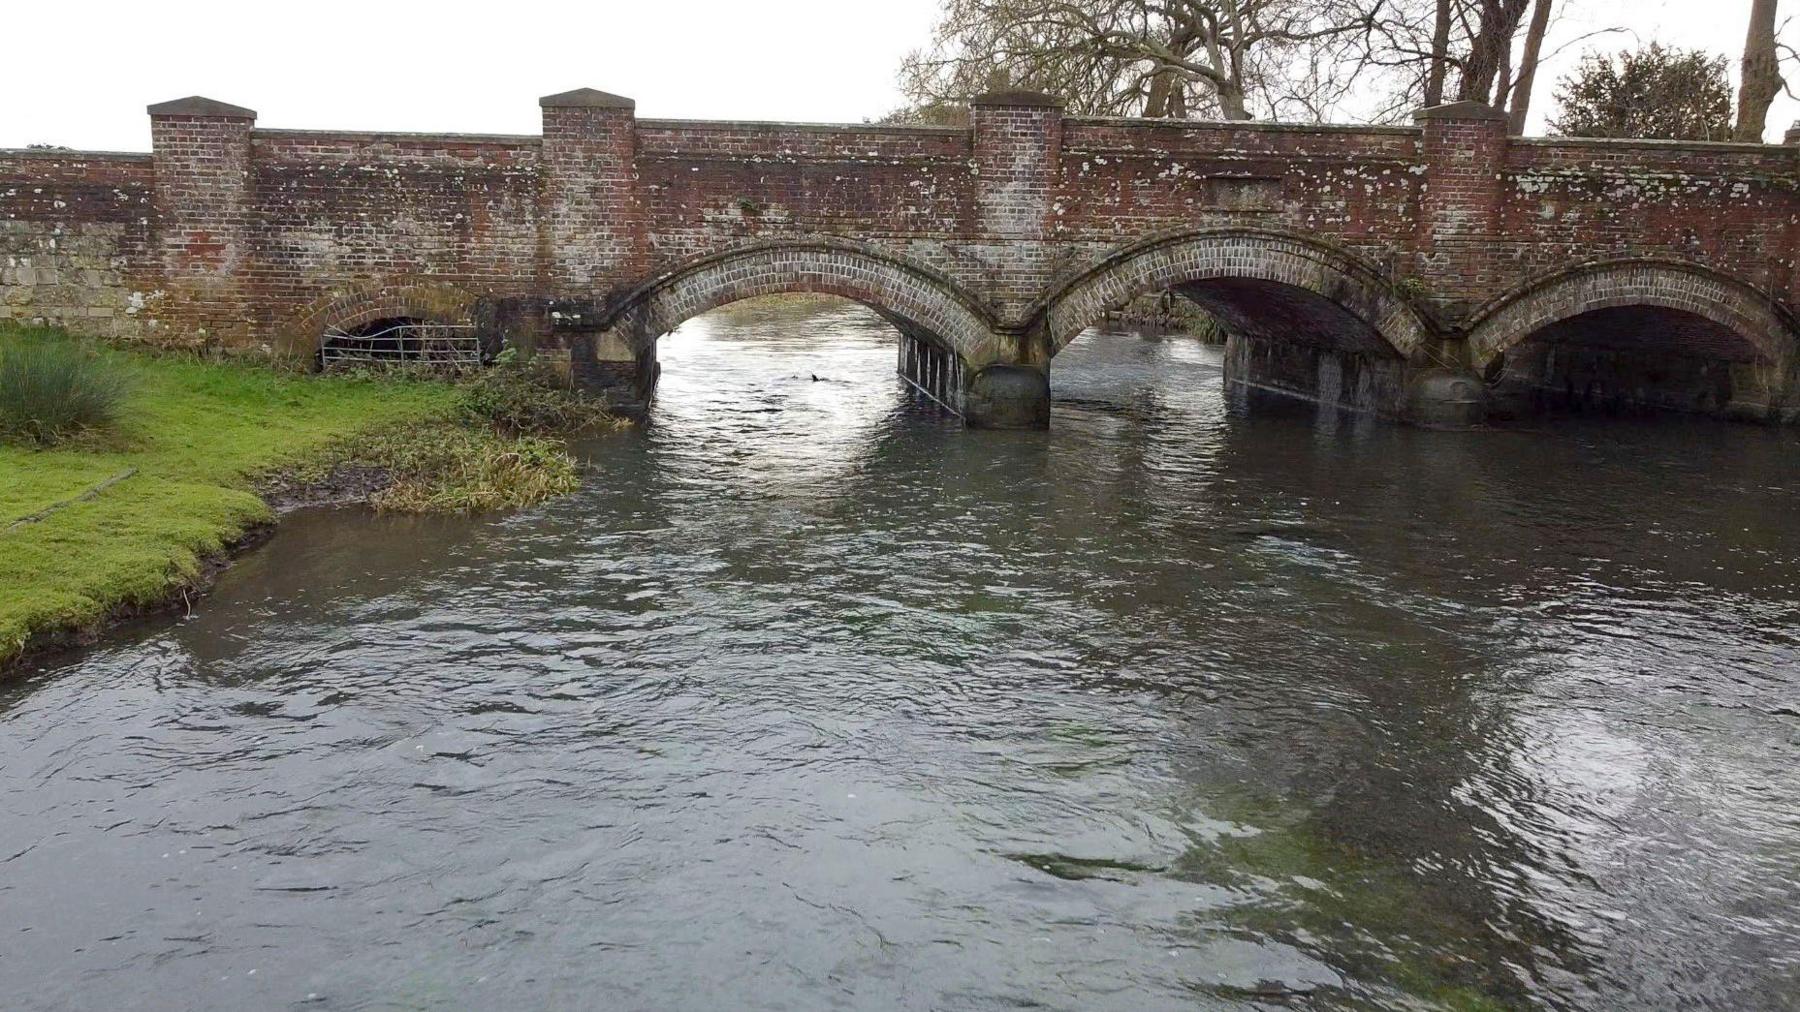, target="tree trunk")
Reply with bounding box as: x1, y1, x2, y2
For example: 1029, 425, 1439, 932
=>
1217, 80, 1251, 120
1459, 0, 1531, 105
1145, 72, 1173, 117
1508, 0, 1553, 134
1424, 0, 1453, 106
1735, 0, 1783, 142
